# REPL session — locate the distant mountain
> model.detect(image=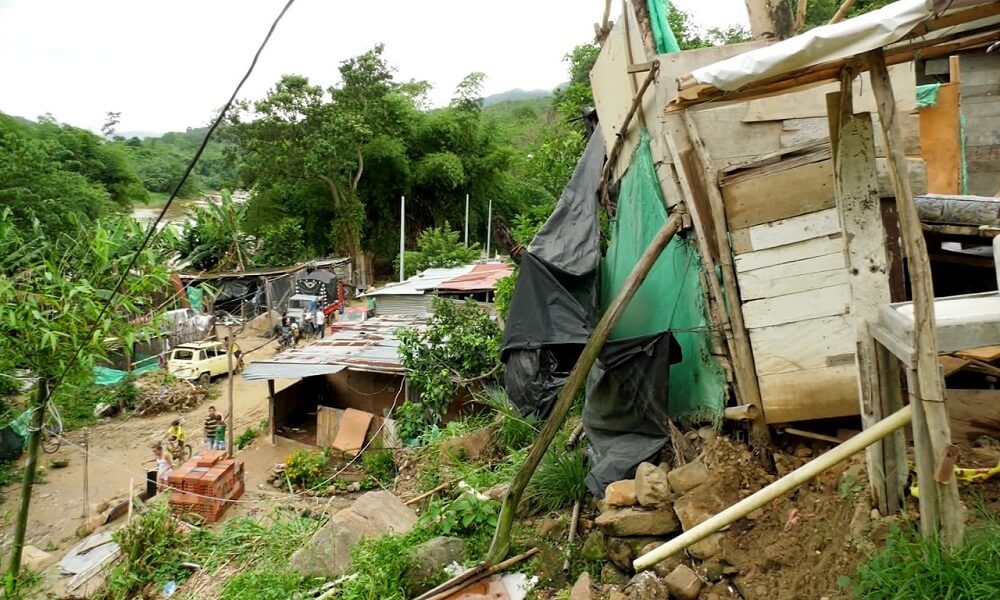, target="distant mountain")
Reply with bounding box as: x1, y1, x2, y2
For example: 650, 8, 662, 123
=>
483, 88, 552, 107
118, 130, 163, 140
